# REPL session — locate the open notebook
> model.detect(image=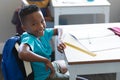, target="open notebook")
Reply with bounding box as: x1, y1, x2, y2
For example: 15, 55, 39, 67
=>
79, 35, 120, 52
61, 27, 120, 53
